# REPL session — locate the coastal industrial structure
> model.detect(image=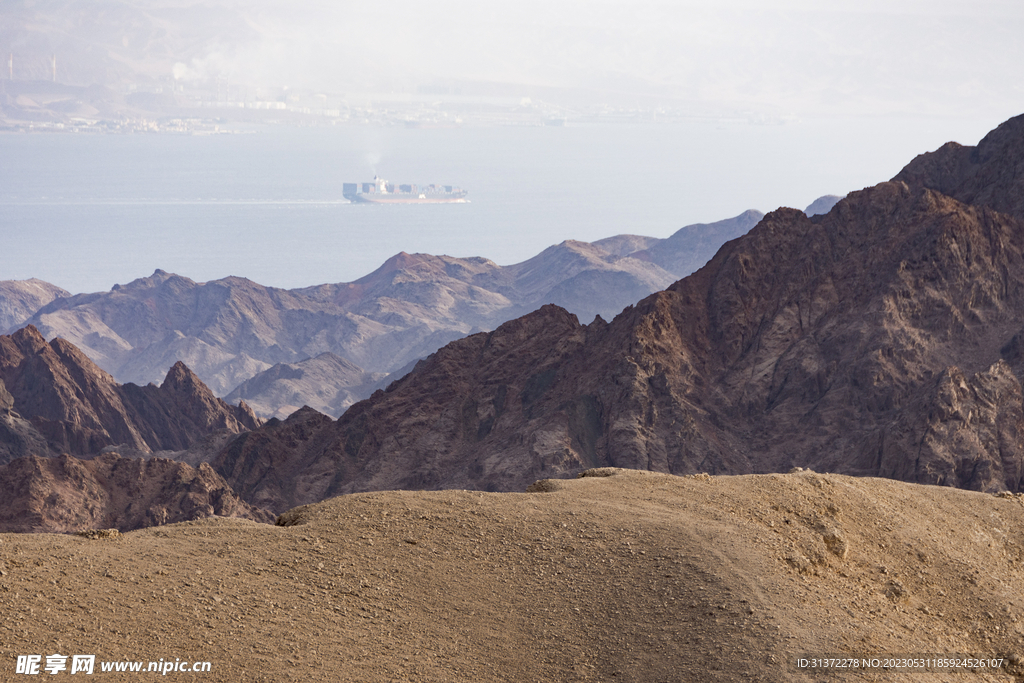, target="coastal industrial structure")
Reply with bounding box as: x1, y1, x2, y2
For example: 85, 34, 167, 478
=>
344, 177, 468, 204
